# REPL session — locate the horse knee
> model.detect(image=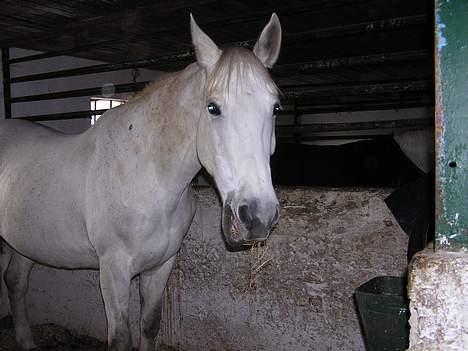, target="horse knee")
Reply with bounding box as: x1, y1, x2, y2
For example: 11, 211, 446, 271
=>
5, 270, 24, 298
5, 268, 29, 296
141, 304, 162, 339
